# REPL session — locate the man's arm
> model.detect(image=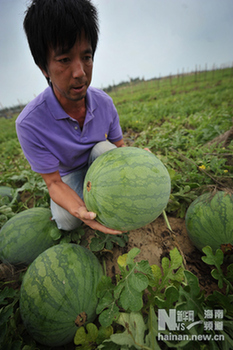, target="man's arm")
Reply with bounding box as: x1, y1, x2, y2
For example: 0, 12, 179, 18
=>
113, 139, 125, 147
40, 170, 123, 235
